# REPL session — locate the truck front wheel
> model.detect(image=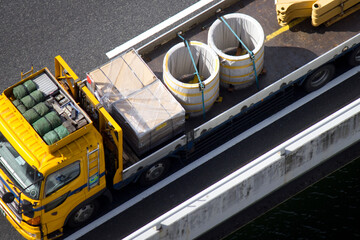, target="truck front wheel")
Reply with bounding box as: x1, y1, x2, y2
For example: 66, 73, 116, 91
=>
67, 199, 99, 228
303, 64, 335, 92
139, 159, 171, 186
